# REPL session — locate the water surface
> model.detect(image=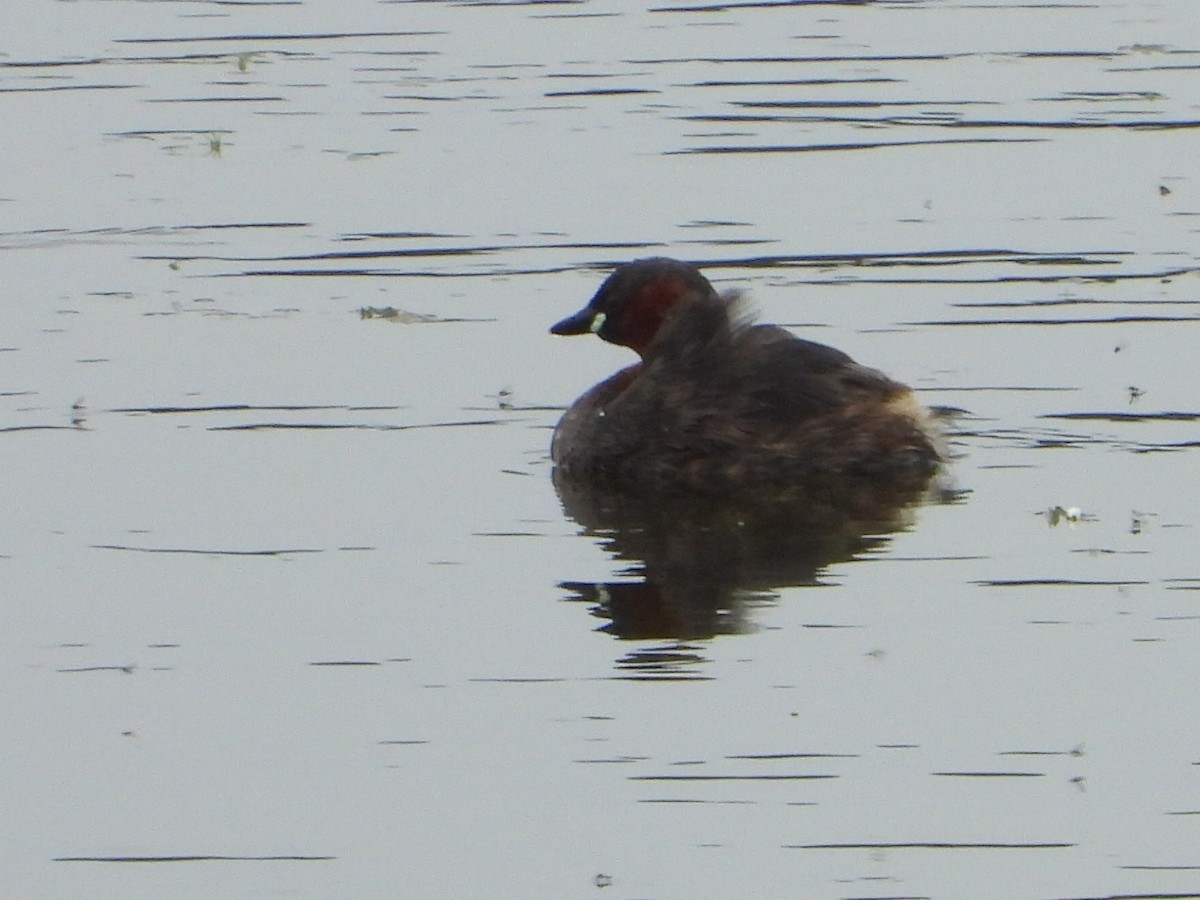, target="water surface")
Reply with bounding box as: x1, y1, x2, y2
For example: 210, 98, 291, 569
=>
3, 1, 1200, 898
